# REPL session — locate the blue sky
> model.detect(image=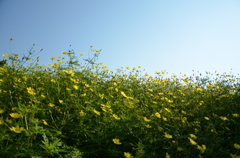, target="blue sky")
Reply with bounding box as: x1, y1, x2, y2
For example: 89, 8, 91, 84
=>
1, 0, 240, 78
